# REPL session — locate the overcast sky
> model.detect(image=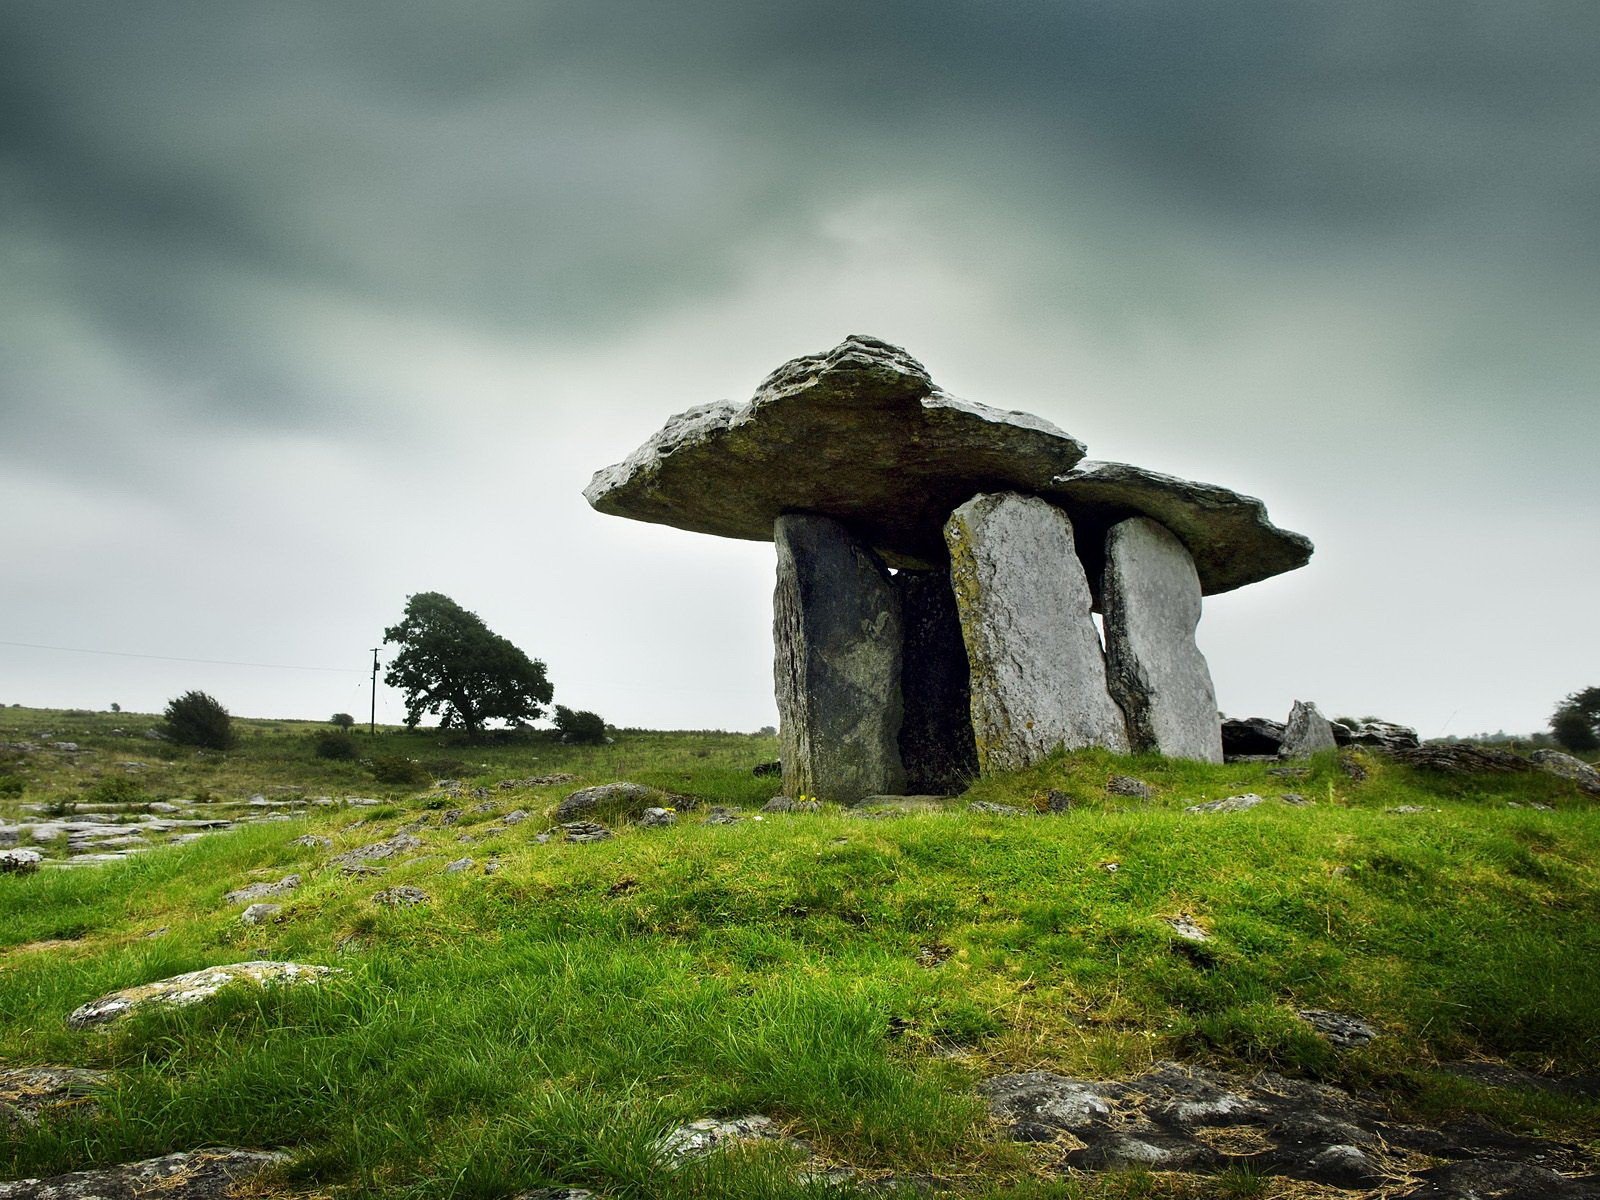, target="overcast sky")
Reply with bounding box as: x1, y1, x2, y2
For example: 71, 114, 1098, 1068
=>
2, 2, 1596, 737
